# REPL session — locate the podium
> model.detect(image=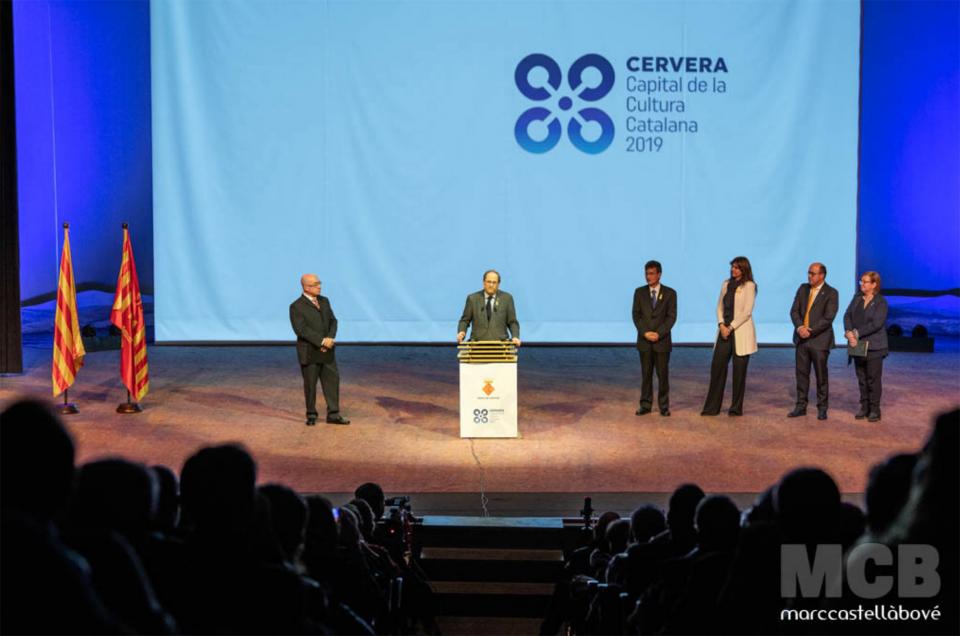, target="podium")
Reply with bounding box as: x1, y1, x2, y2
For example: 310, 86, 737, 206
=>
457, 341, 518, 438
